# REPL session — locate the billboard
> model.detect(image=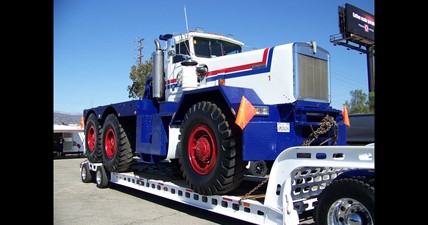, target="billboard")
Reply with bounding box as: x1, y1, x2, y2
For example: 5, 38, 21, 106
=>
344, 3, 375, 42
